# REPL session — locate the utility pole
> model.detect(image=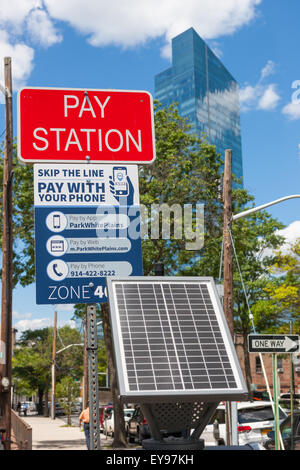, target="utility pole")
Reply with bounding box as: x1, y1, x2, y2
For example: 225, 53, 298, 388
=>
223, 149, 234, 447
223, 149, 234, 338
0, 57, 13, 450
51, 311, 57, 419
